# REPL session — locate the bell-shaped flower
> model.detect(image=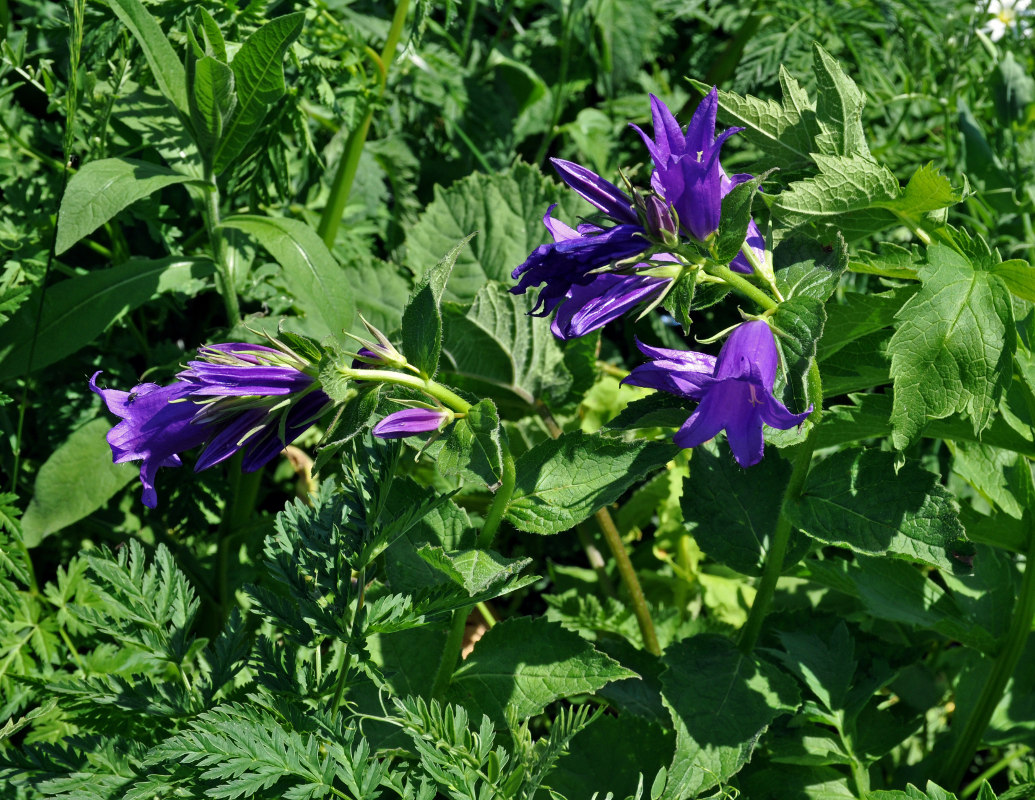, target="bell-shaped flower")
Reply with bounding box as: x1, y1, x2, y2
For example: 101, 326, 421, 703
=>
622, 321, 811, 467
372, 407, 453, 439
91, 342, 330, 508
